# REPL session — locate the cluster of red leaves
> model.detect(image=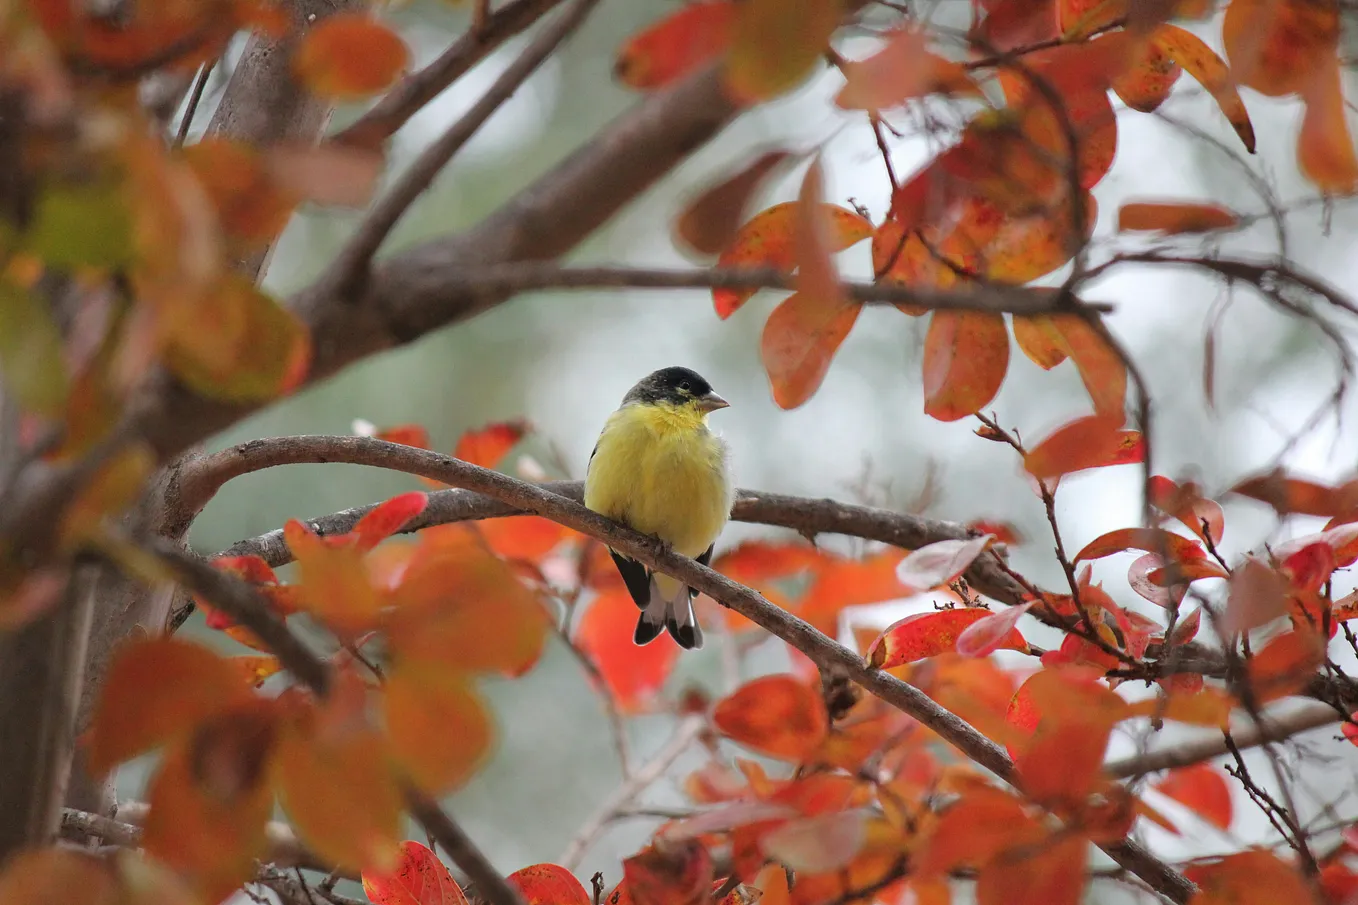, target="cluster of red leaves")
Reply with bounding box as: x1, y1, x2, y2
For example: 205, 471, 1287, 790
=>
612, 0, 1350, 419
363, 842, 591, 905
